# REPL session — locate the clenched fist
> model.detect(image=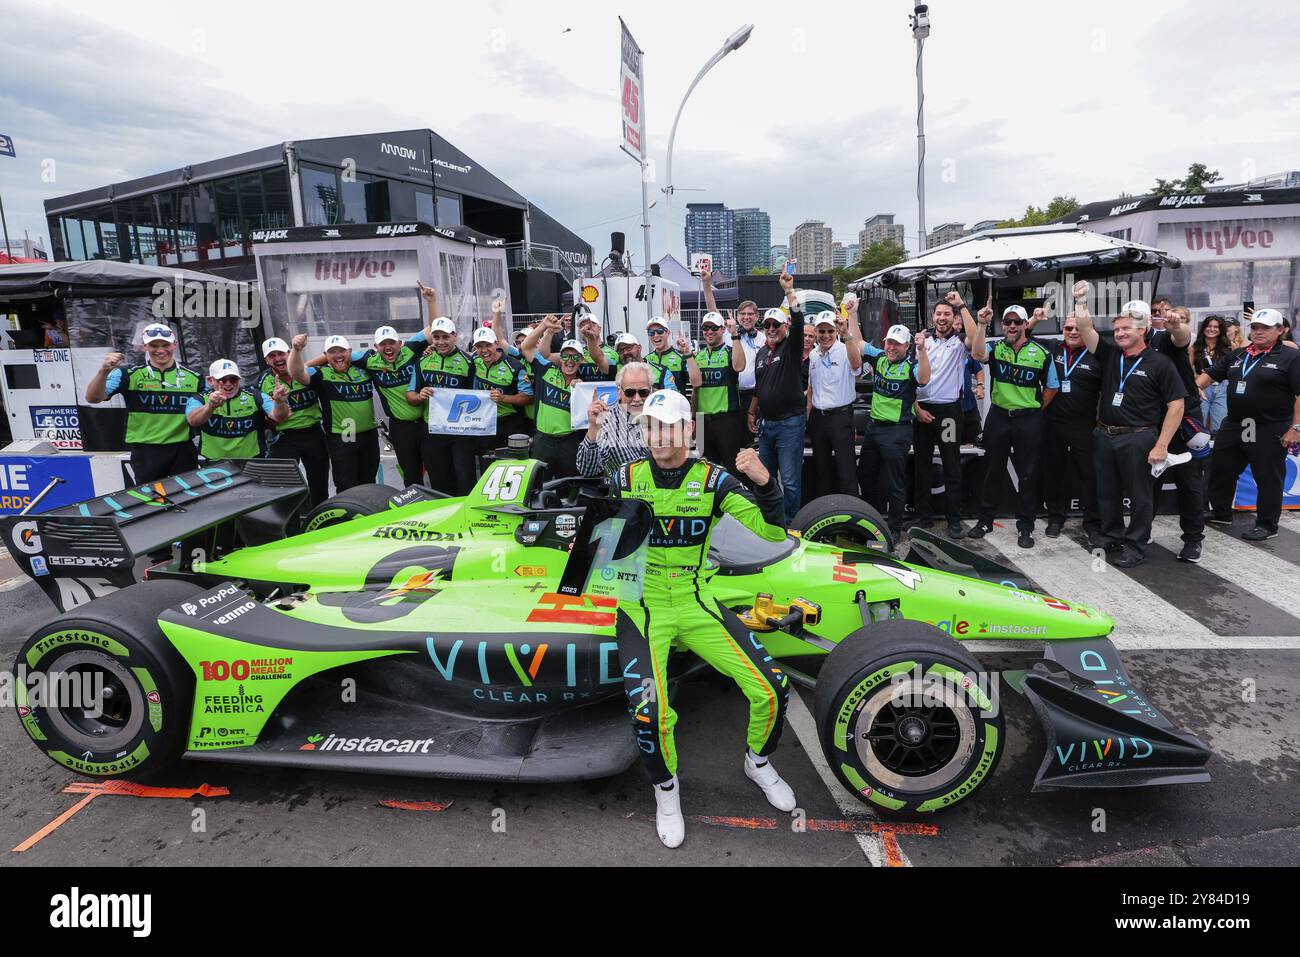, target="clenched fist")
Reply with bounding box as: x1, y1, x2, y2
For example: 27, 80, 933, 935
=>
292, 333, 309, 351
101, 352, 124, 371
1072, 280, 1090, 302
734, 447, 770, 485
